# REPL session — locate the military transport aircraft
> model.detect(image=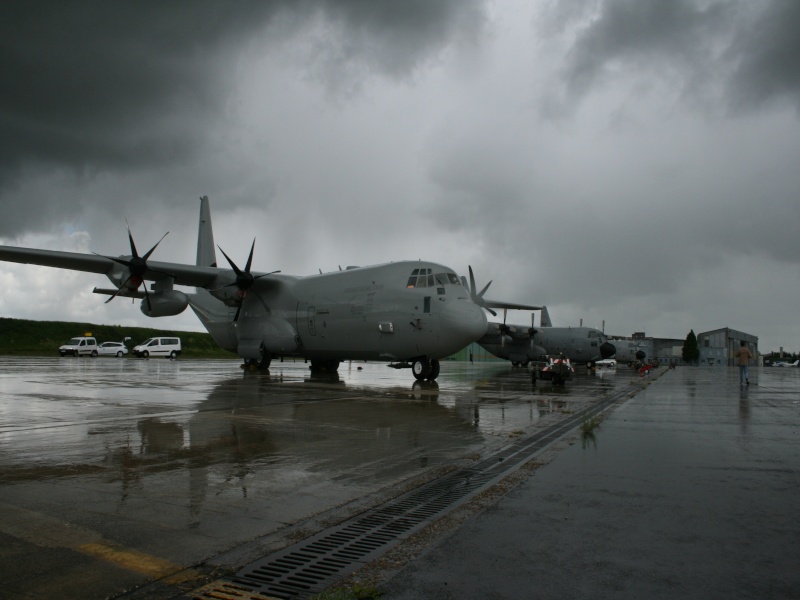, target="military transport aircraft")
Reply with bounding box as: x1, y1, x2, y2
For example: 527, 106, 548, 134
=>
0, 196, 536, 381
477, 307, 616, 368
